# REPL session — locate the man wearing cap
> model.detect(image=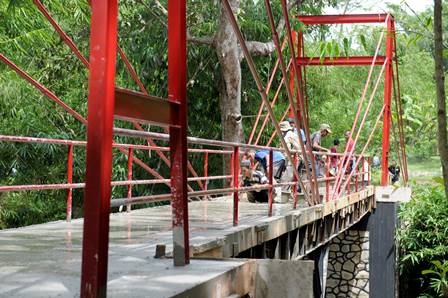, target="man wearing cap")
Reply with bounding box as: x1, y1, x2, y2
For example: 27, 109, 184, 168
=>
280, 121, 300, 151
311, 123, 332, 153
310, 124, 332, 177
287, 117, 307, 144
